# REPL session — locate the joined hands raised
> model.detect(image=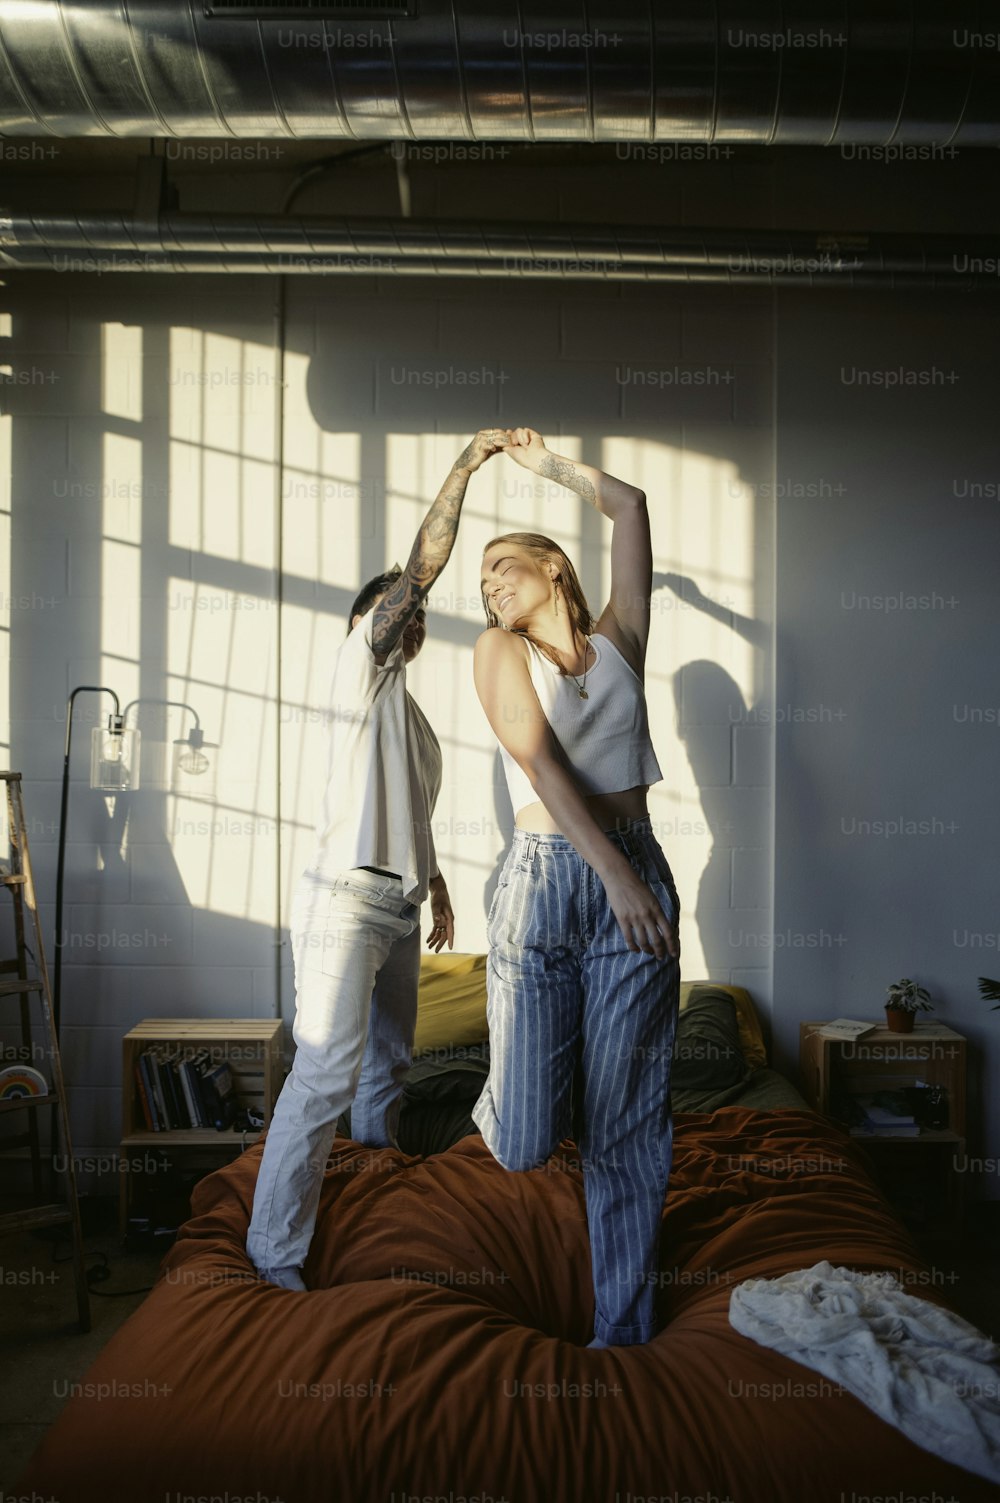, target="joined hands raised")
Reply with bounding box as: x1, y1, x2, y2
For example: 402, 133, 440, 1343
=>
455, 426, 548, 475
